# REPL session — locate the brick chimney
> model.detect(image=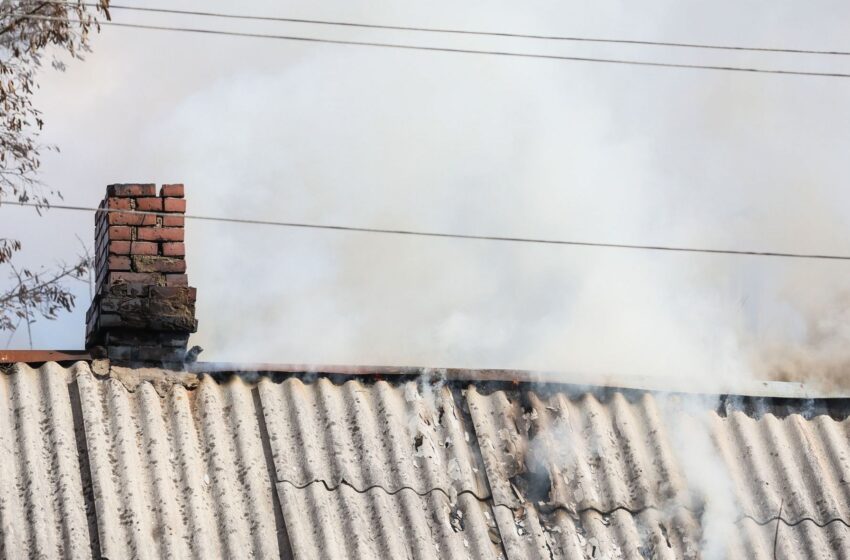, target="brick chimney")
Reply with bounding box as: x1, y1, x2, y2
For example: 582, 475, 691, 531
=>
85, 184, 197, 365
